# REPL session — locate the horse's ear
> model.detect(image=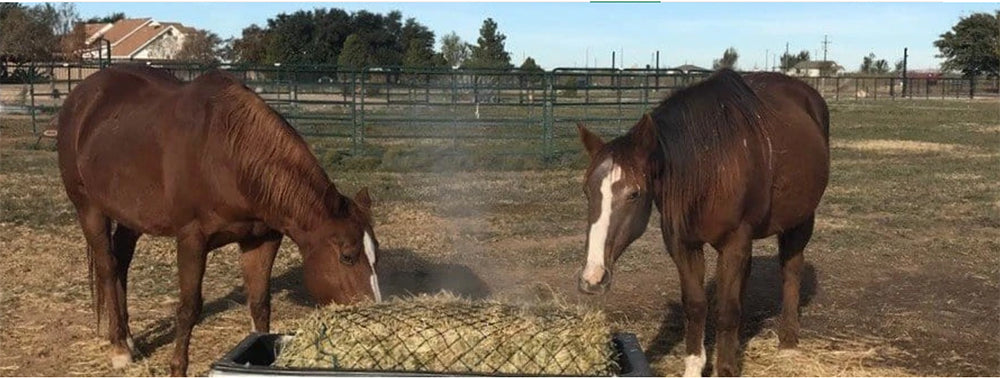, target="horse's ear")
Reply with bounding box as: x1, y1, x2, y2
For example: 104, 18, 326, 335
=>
324, 183, 346, 215
577, 122, 605, 159
633, 113, 658, 154
355, 187, 373, 211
